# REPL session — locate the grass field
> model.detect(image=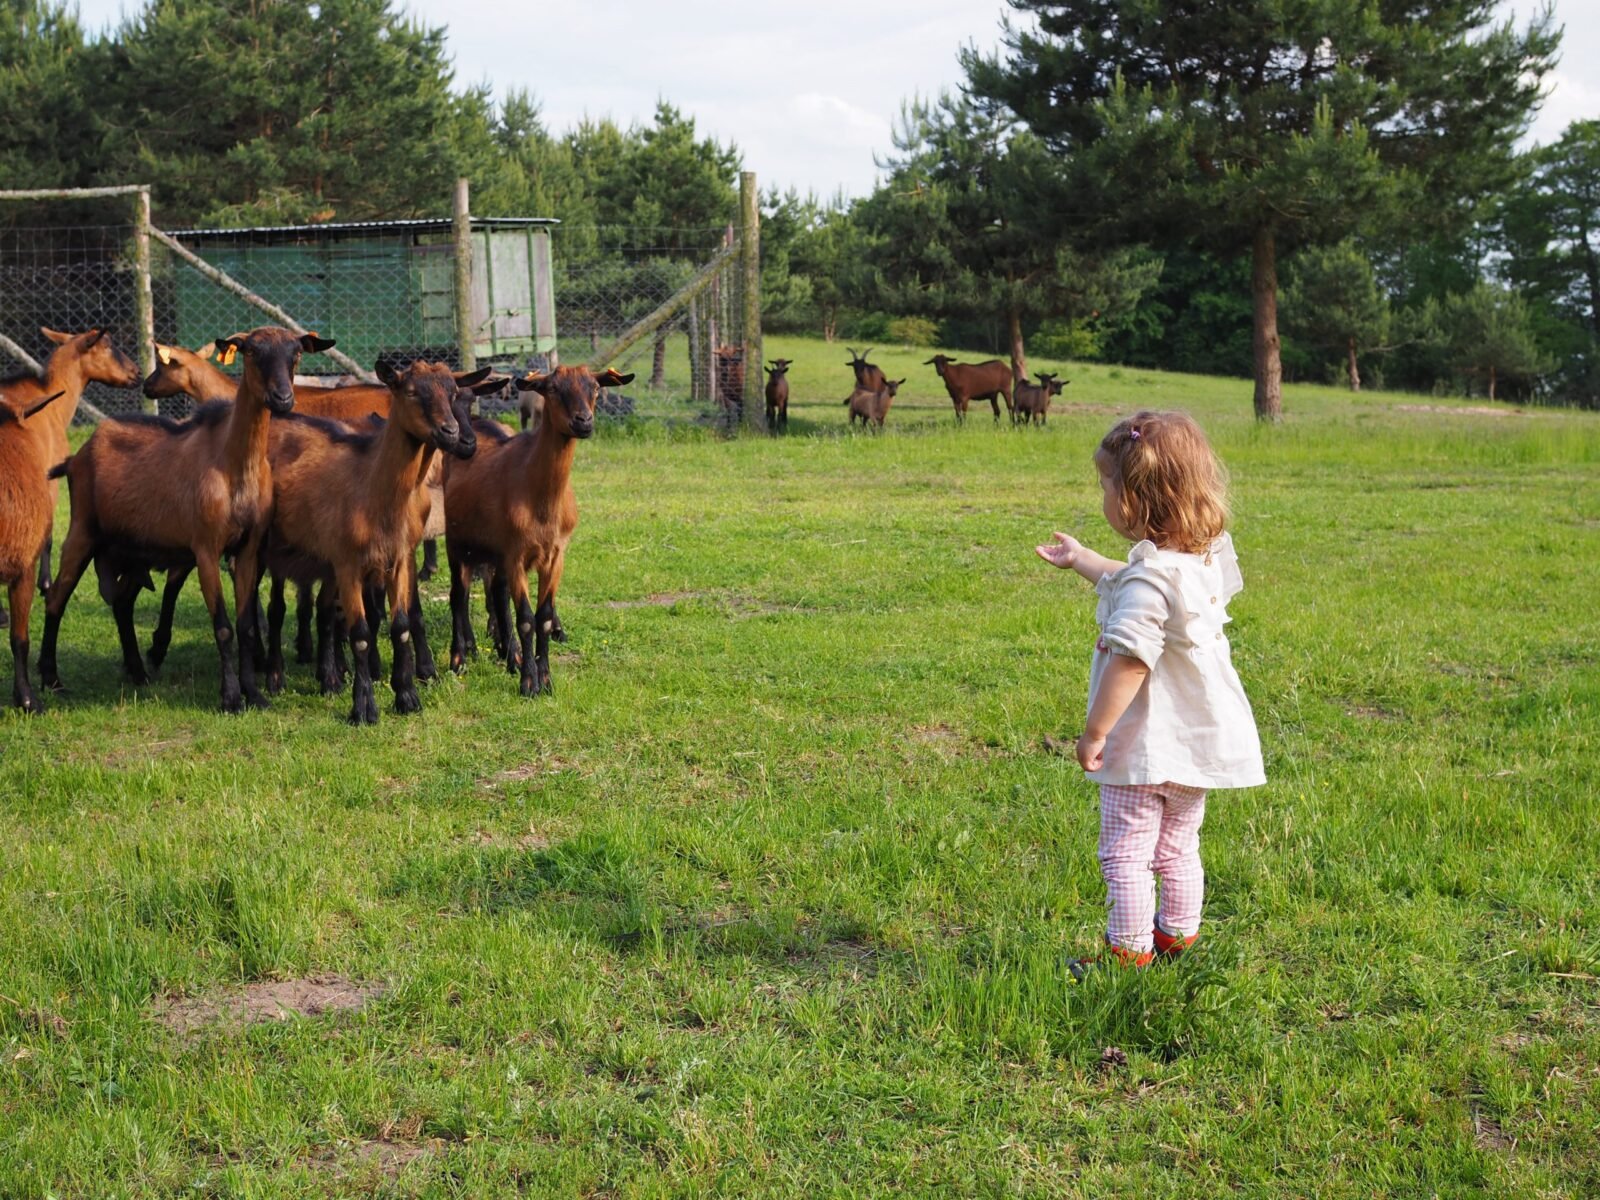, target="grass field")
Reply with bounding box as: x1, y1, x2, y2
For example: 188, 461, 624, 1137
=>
3, 335, 1599, 1197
